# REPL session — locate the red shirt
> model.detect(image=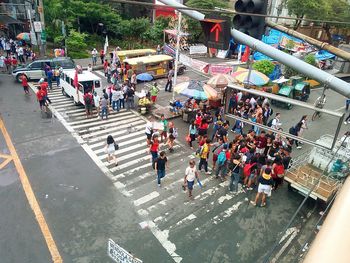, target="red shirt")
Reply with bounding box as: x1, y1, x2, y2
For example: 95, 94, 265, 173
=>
199, 123, 209, 130
40, 82, 48, 96
150, 141, 159, 152
256, 136, 267, 149
195, 116, 202, 126
36, 90, 45, 101
4, 58, 10, 65
22, 77, 28, 87
11, 58, 17, 66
